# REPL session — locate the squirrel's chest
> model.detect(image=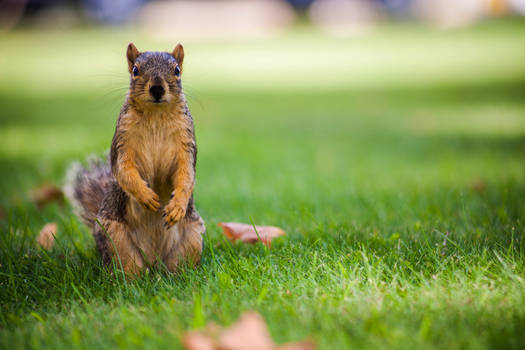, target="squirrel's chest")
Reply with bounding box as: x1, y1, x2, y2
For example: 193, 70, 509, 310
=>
130, 124, 181, 183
